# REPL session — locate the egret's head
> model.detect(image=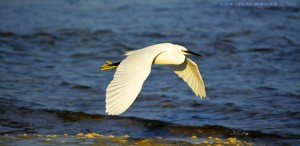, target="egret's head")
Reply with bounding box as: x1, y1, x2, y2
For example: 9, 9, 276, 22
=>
175, 45, 202, 57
